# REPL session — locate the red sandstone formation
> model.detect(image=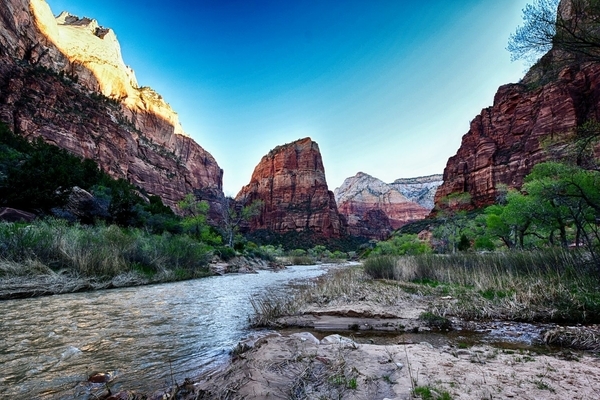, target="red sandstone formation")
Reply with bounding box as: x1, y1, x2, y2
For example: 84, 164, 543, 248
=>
435, 62, 600, 211
236, 138, 345, 238
435, 0, 600, 212
0, 0, 223, 214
